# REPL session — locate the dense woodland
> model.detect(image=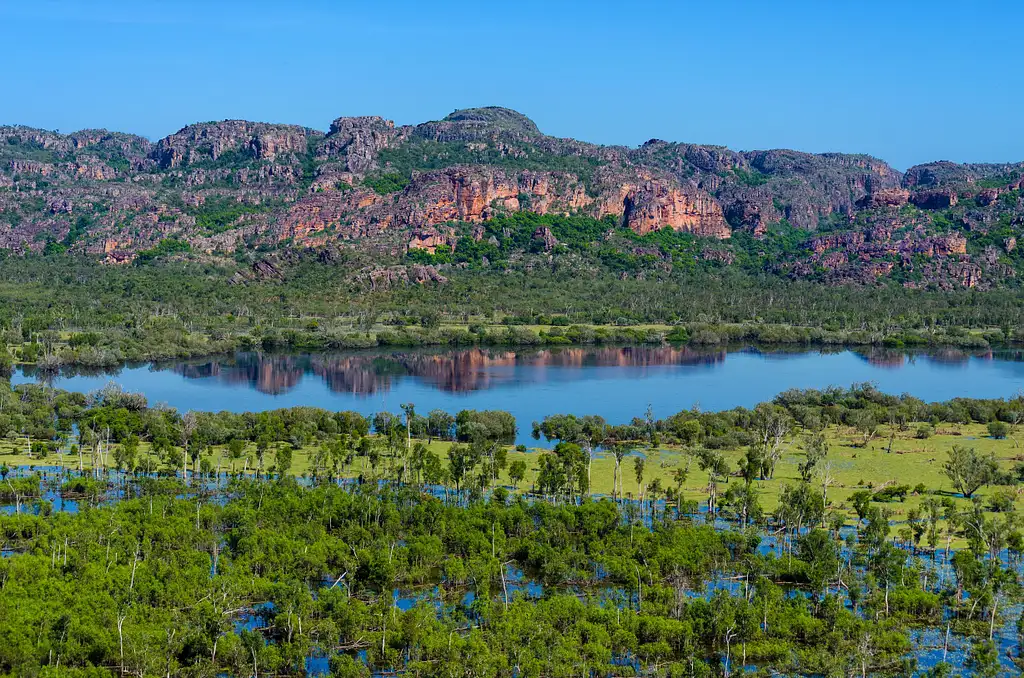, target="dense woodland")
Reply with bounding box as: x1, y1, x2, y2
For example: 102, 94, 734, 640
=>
2, 379, 1024, 675
1, 250, 1023, 370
